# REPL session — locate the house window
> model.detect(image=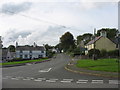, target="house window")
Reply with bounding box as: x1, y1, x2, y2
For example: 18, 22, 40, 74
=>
20, 55, 22, 58
38, 55, 42, 58
30, 55, 32, 59
25, 55, 28, 58
41, 51, 44, 53
20, 50, 23, 53
30, 50, 32, 53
